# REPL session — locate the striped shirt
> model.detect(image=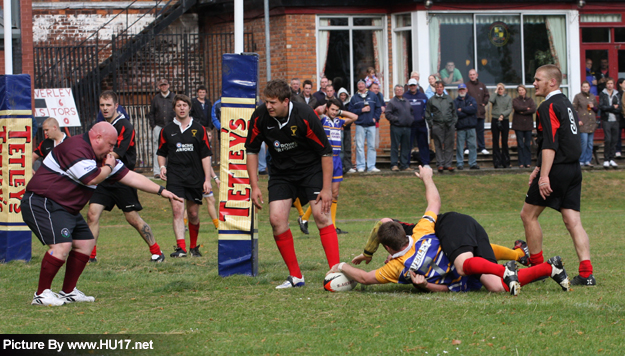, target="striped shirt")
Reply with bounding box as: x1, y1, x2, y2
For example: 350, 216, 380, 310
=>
375, 211, 474, 292
321, 115, 345, 156
26, 133, 129, 215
